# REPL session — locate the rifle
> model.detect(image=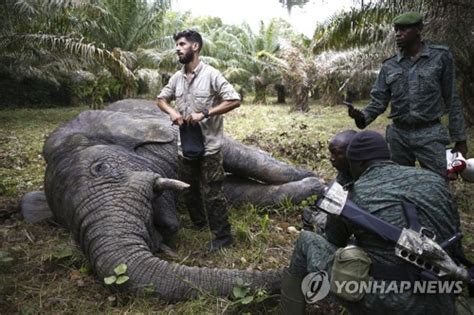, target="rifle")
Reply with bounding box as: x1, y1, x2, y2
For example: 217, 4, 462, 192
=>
315, 181, 473, 283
